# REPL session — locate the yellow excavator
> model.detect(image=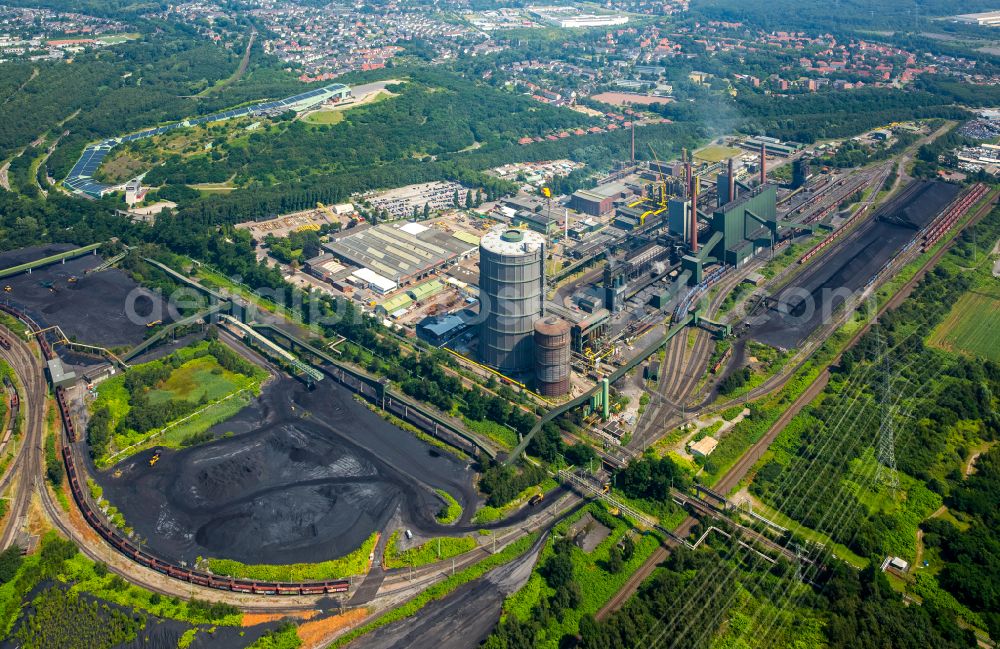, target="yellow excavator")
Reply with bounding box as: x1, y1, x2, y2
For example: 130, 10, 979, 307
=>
148, 450, 161, 467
